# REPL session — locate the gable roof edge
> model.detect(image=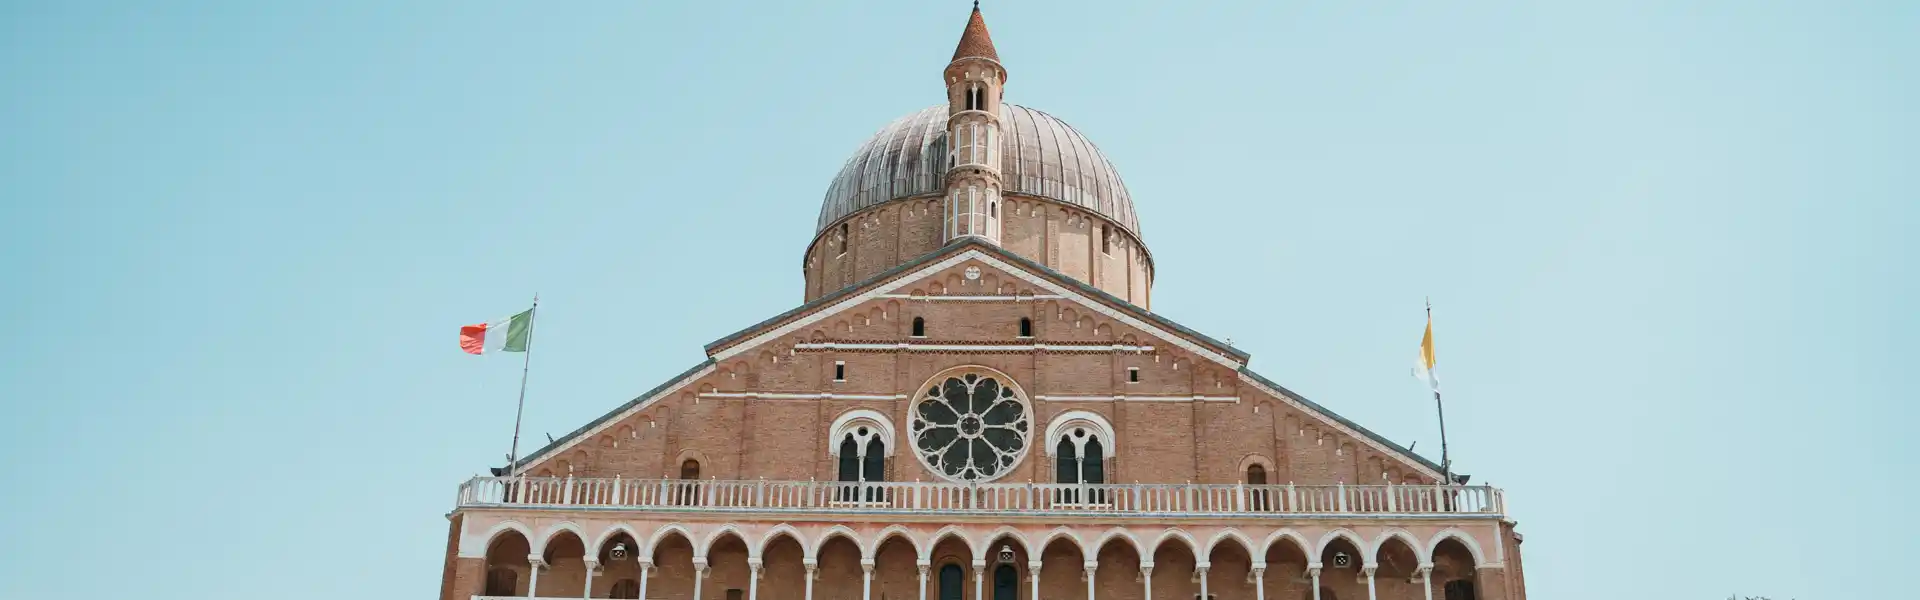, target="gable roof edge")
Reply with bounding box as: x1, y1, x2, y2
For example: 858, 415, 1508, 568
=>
1237, 368, 1448, 480
501, 359, 717, 475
